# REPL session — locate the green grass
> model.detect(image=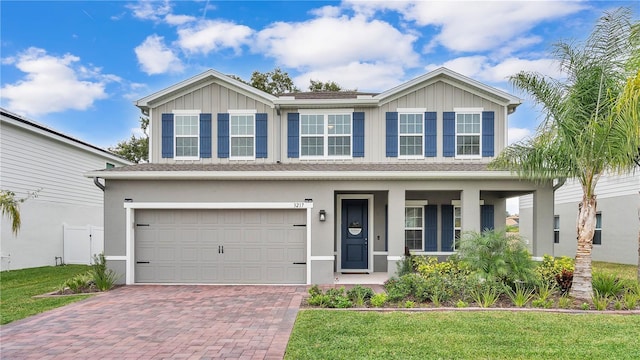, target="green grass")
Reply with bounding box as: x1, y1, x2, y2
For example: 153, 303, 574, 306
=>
593, 261, 637, 281
286, 310, 640, 359
0, 265, 93, 325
